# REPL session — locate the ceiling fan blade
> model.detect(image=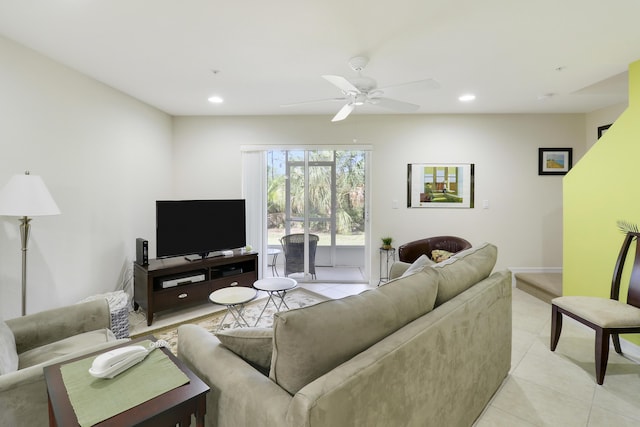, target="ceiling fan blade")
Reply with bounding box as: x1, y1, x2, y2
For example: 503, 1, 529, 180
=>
377, 78, 441, 92
280, 97, 346, 107
331, 103, 355, 122
369, 97, 420, 112
323, 75, 361, 94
